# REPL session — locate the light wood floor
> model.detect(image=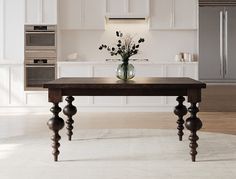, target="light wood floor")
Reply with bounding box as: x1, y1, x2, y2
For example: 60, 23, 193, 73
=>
76, 112, 236, 135
0, 112, 236, 138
